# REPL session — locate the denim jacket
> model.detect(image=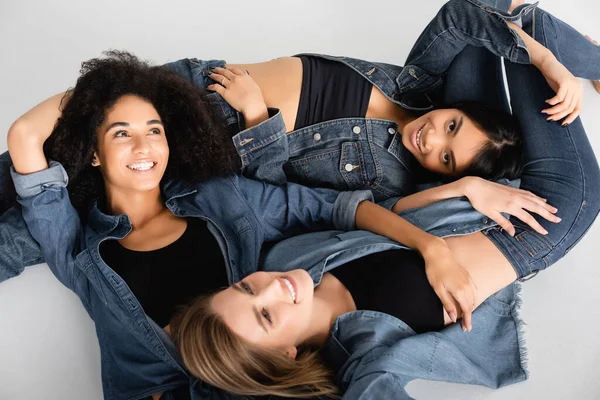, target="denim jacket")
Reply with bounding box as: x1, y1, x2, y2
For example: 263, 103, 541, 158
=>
260, 228, 526, 399
164, 0, 537, 204
7, 155, 373, 400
